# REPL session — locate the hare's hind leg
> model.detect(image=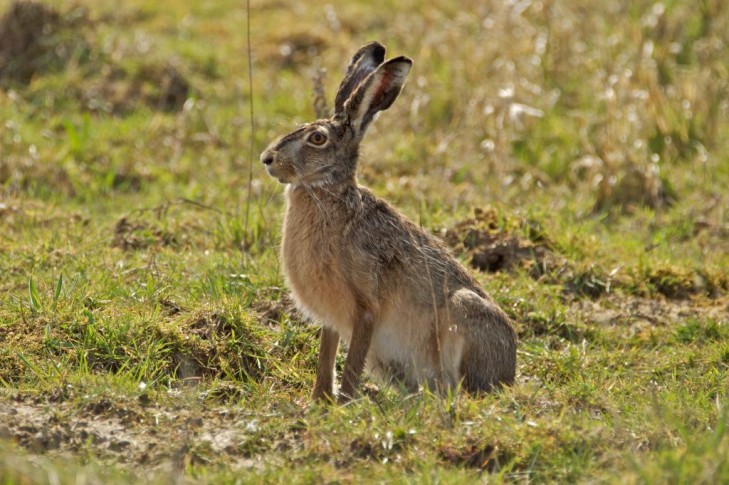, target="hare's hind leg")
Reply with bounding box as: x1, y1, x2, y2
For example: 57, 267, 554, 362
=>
427, 313, 466, 394
450, 289, 517, 393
